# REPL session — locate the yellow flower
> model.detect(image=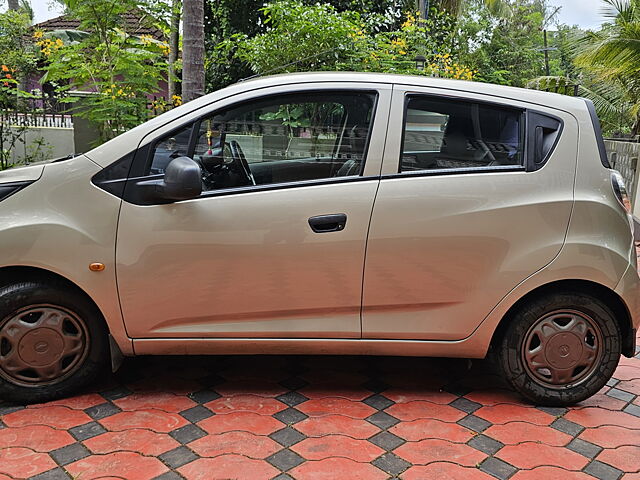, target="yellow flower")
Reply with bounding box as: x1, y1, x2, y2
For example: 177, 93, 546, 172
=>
33, 30, 44, 39
55, 38, 64, 47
